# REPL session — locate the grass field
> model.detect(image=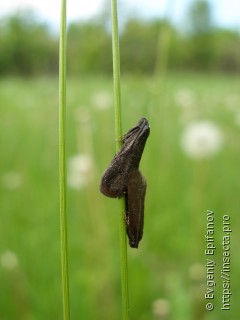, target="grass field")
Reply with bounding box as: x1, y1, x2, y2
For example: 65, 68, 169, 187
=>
0, 73, 240, 319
